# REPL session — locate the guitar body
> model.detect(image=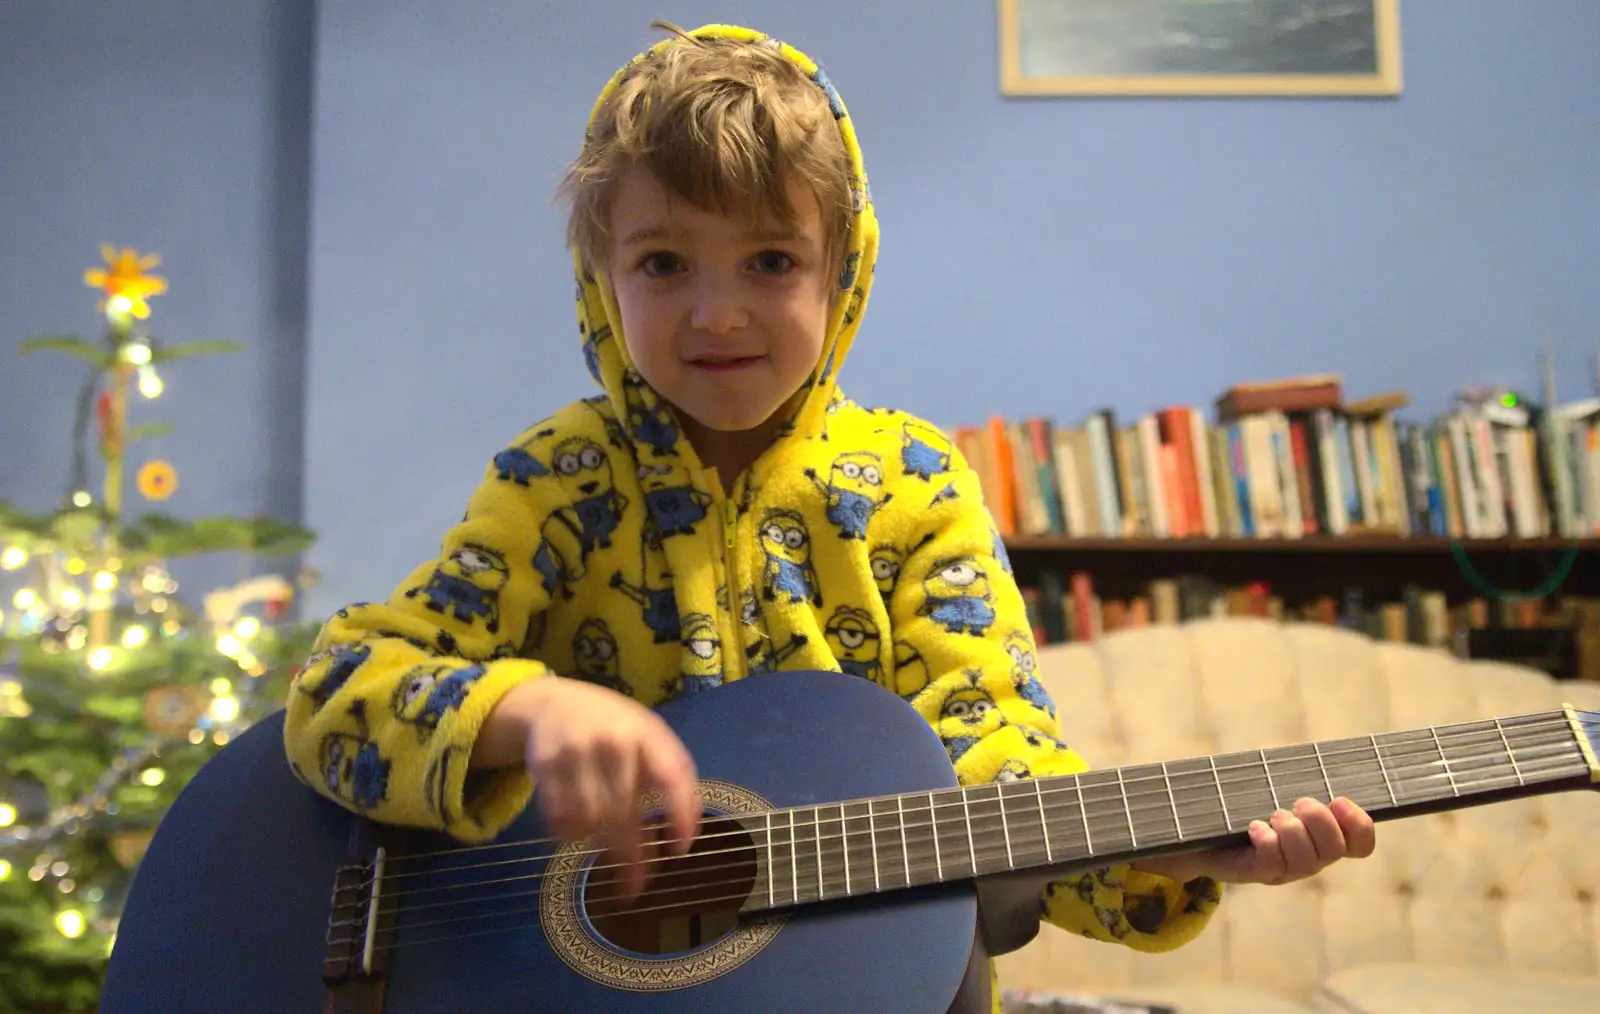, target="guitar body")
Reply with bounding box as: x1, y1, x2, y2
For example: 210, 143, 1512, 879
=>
102, 671, 982, 1013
